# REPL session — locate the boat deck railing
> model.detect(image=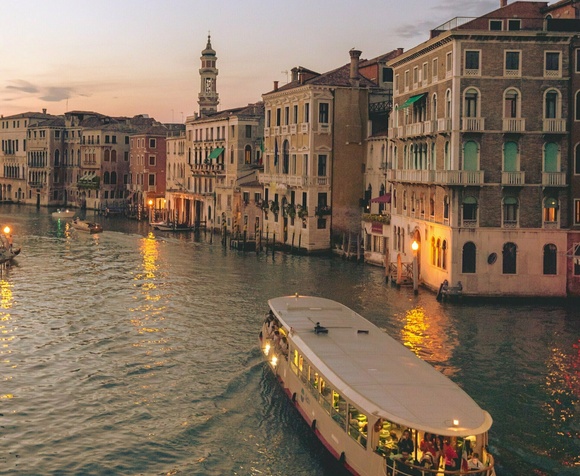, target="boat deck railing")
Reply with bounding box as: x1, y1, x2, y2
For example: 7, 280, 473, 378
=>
385, 459, 494, 476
